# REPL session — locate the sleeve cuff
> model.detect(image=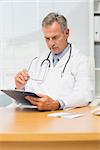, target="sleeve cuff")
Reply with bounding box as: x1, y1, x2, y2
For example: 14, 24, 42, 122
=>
15, 87, 25, 91
58, 99, 65, 110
